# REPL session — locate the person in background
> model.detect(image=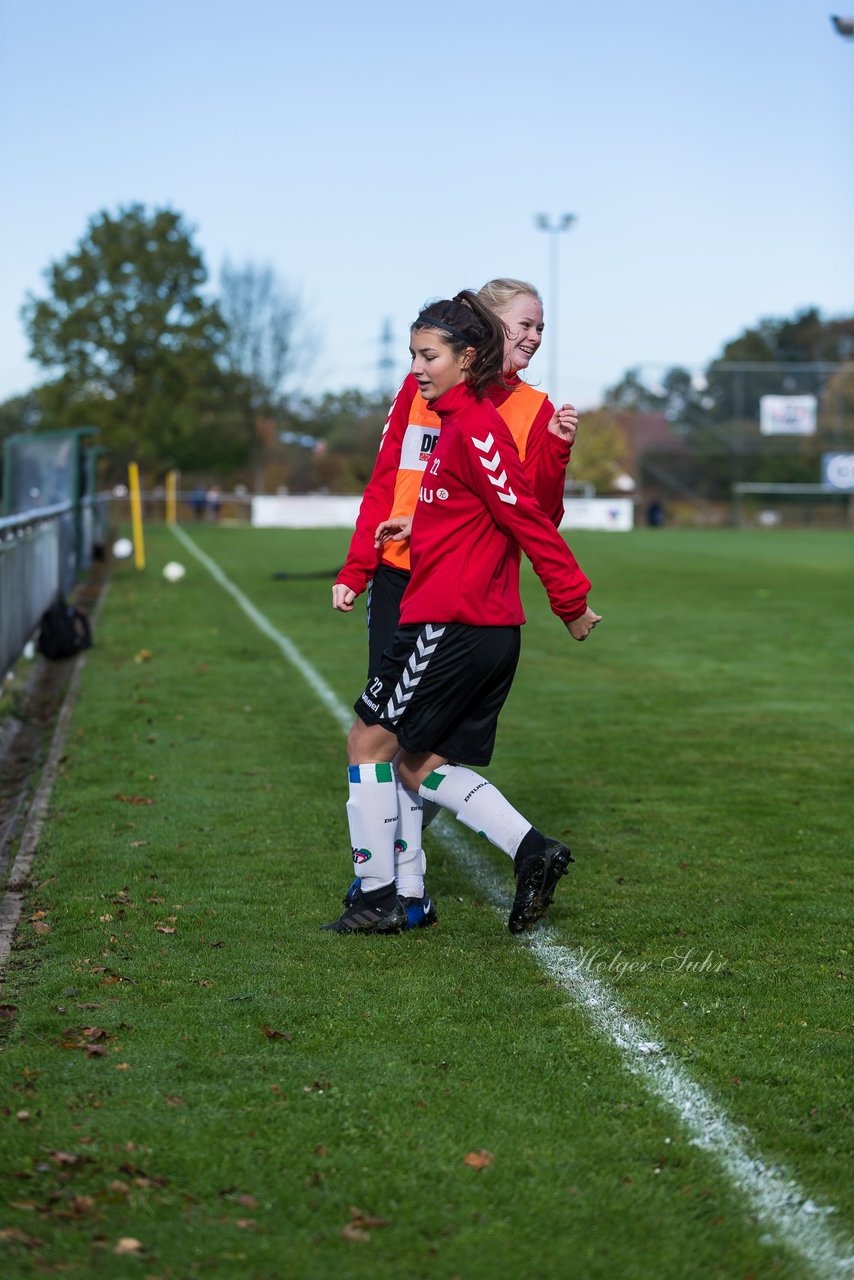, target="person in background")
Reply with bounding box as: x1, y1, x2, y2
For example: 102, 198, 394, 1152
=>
190, 487, 207, 520
206, 486, 222, 522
